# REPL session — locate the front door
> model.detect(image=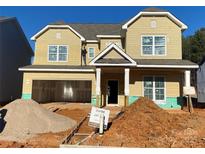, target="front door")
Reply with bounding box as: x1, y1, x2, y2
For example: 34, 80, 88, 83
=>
107, 80, 118, 105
